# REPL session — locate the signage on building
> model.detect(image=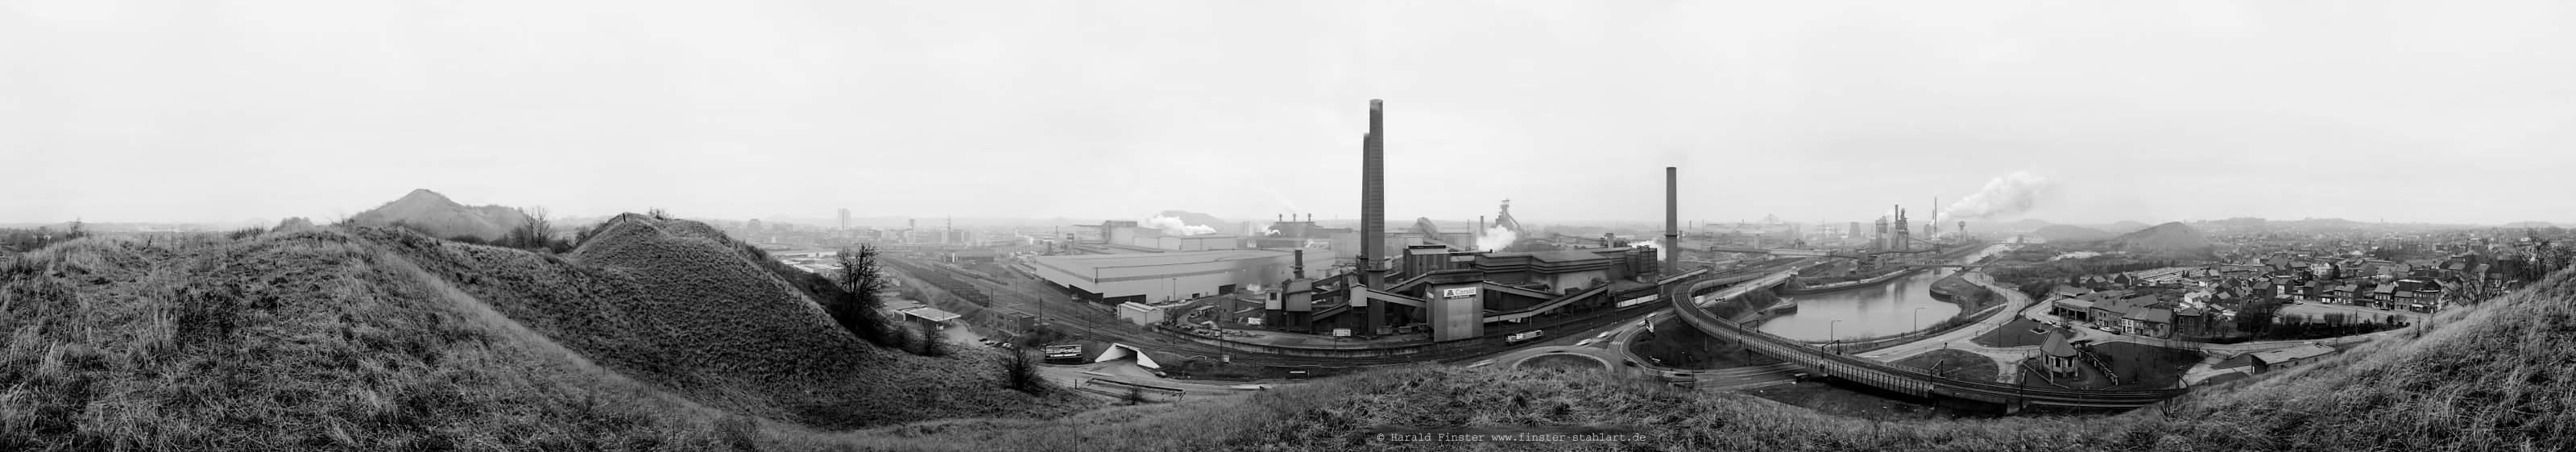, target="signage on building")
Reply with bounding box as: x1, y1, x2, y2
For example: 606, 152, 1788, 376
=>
1441, 287, 1481, 299
1332, 328, 1352, 337
1449, 255, 1476, 263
